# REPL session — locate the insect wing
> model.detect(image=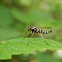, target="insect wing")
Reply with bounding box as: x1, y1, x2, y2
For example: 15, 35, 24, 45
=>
37, 27, 52, 29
